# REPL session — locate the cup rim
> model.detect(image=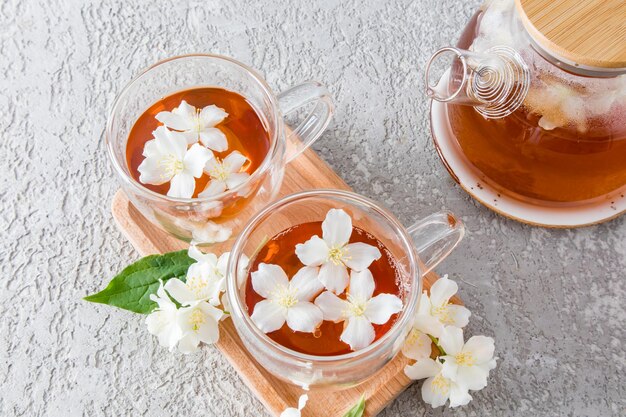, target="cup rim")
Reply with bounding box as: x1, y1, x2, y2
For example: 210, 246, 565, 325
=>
105, 53, 282, 204
227, 189, 422, 364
